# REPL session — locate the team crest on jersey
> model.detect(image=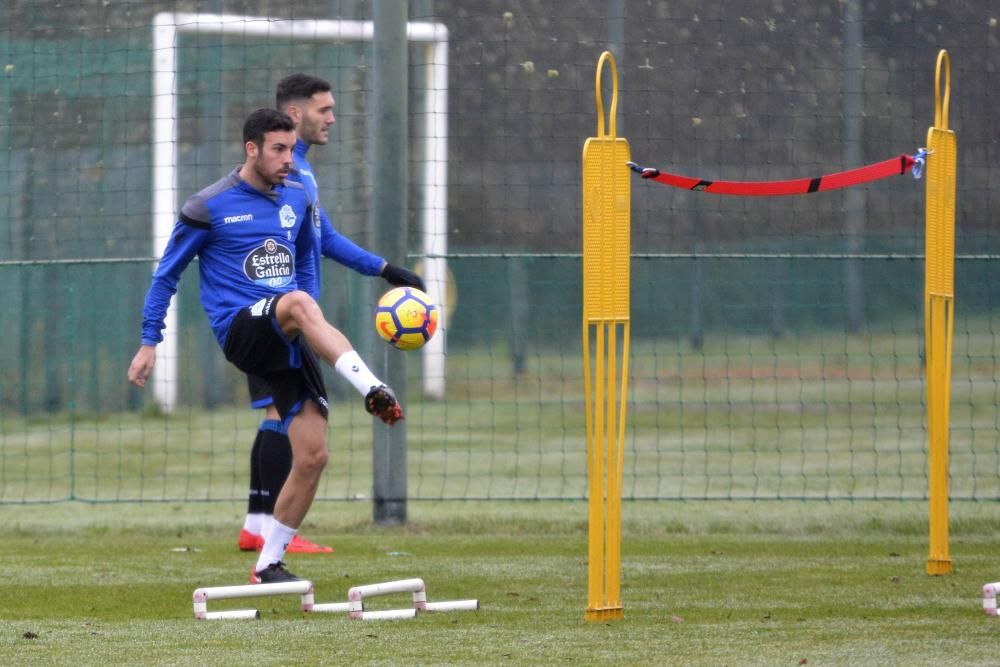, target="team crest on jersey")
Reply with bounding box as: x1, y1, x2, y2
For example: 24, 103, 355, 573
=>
279, 204, 297, 228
